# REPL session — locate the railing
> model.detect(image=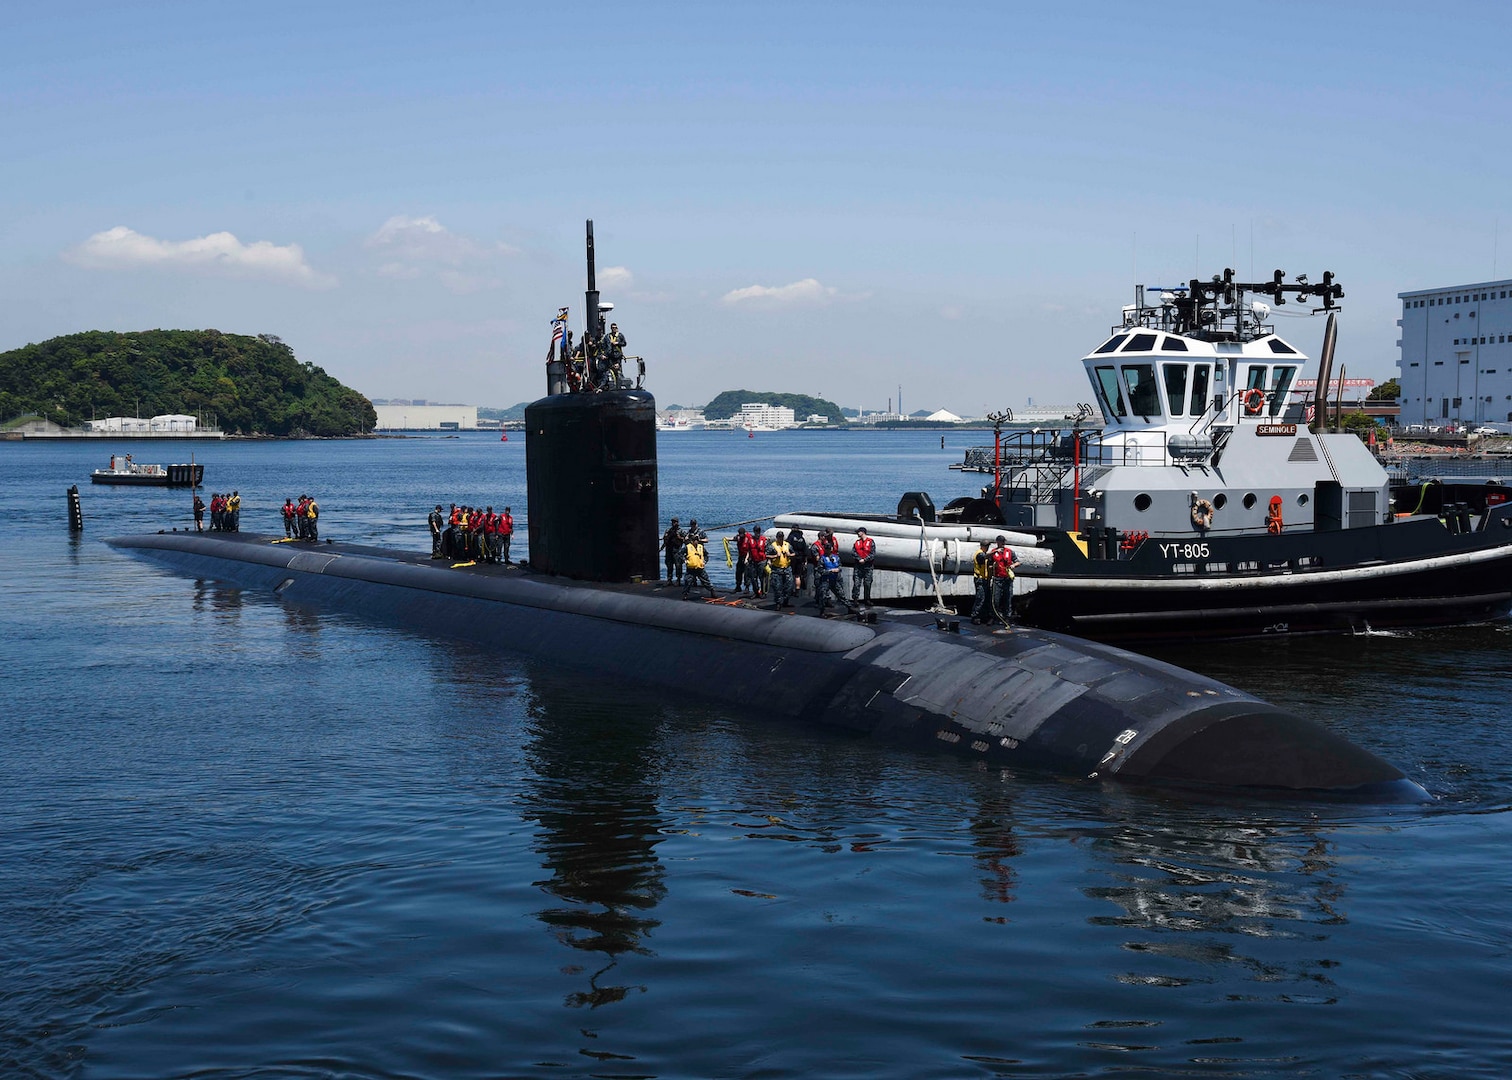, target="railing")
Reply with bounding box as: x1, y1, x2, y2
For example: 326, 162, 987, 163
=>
953, 428, 1207, 477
